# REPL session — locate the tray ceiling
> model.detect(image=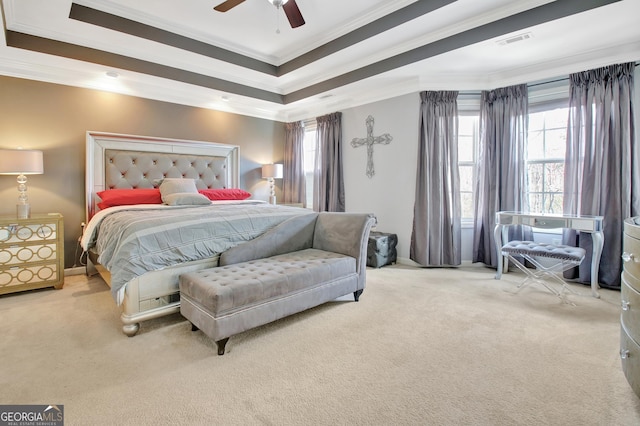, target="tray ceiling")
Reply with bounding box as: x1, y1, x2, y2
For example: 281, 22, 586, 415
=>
1, 0, 639, 121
